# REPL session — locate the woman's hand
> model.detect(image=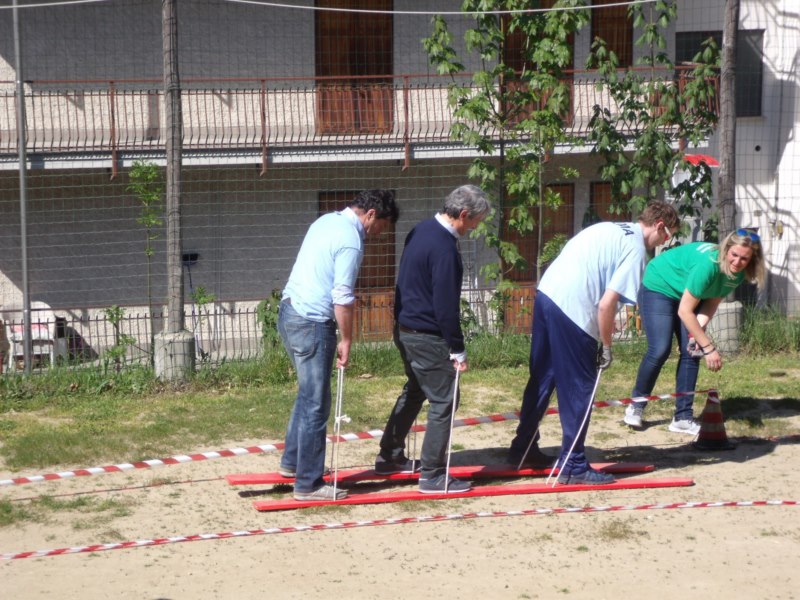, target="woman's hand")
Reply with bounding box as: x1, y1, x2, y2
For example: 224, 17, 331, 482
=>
704, 347, 722, 372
